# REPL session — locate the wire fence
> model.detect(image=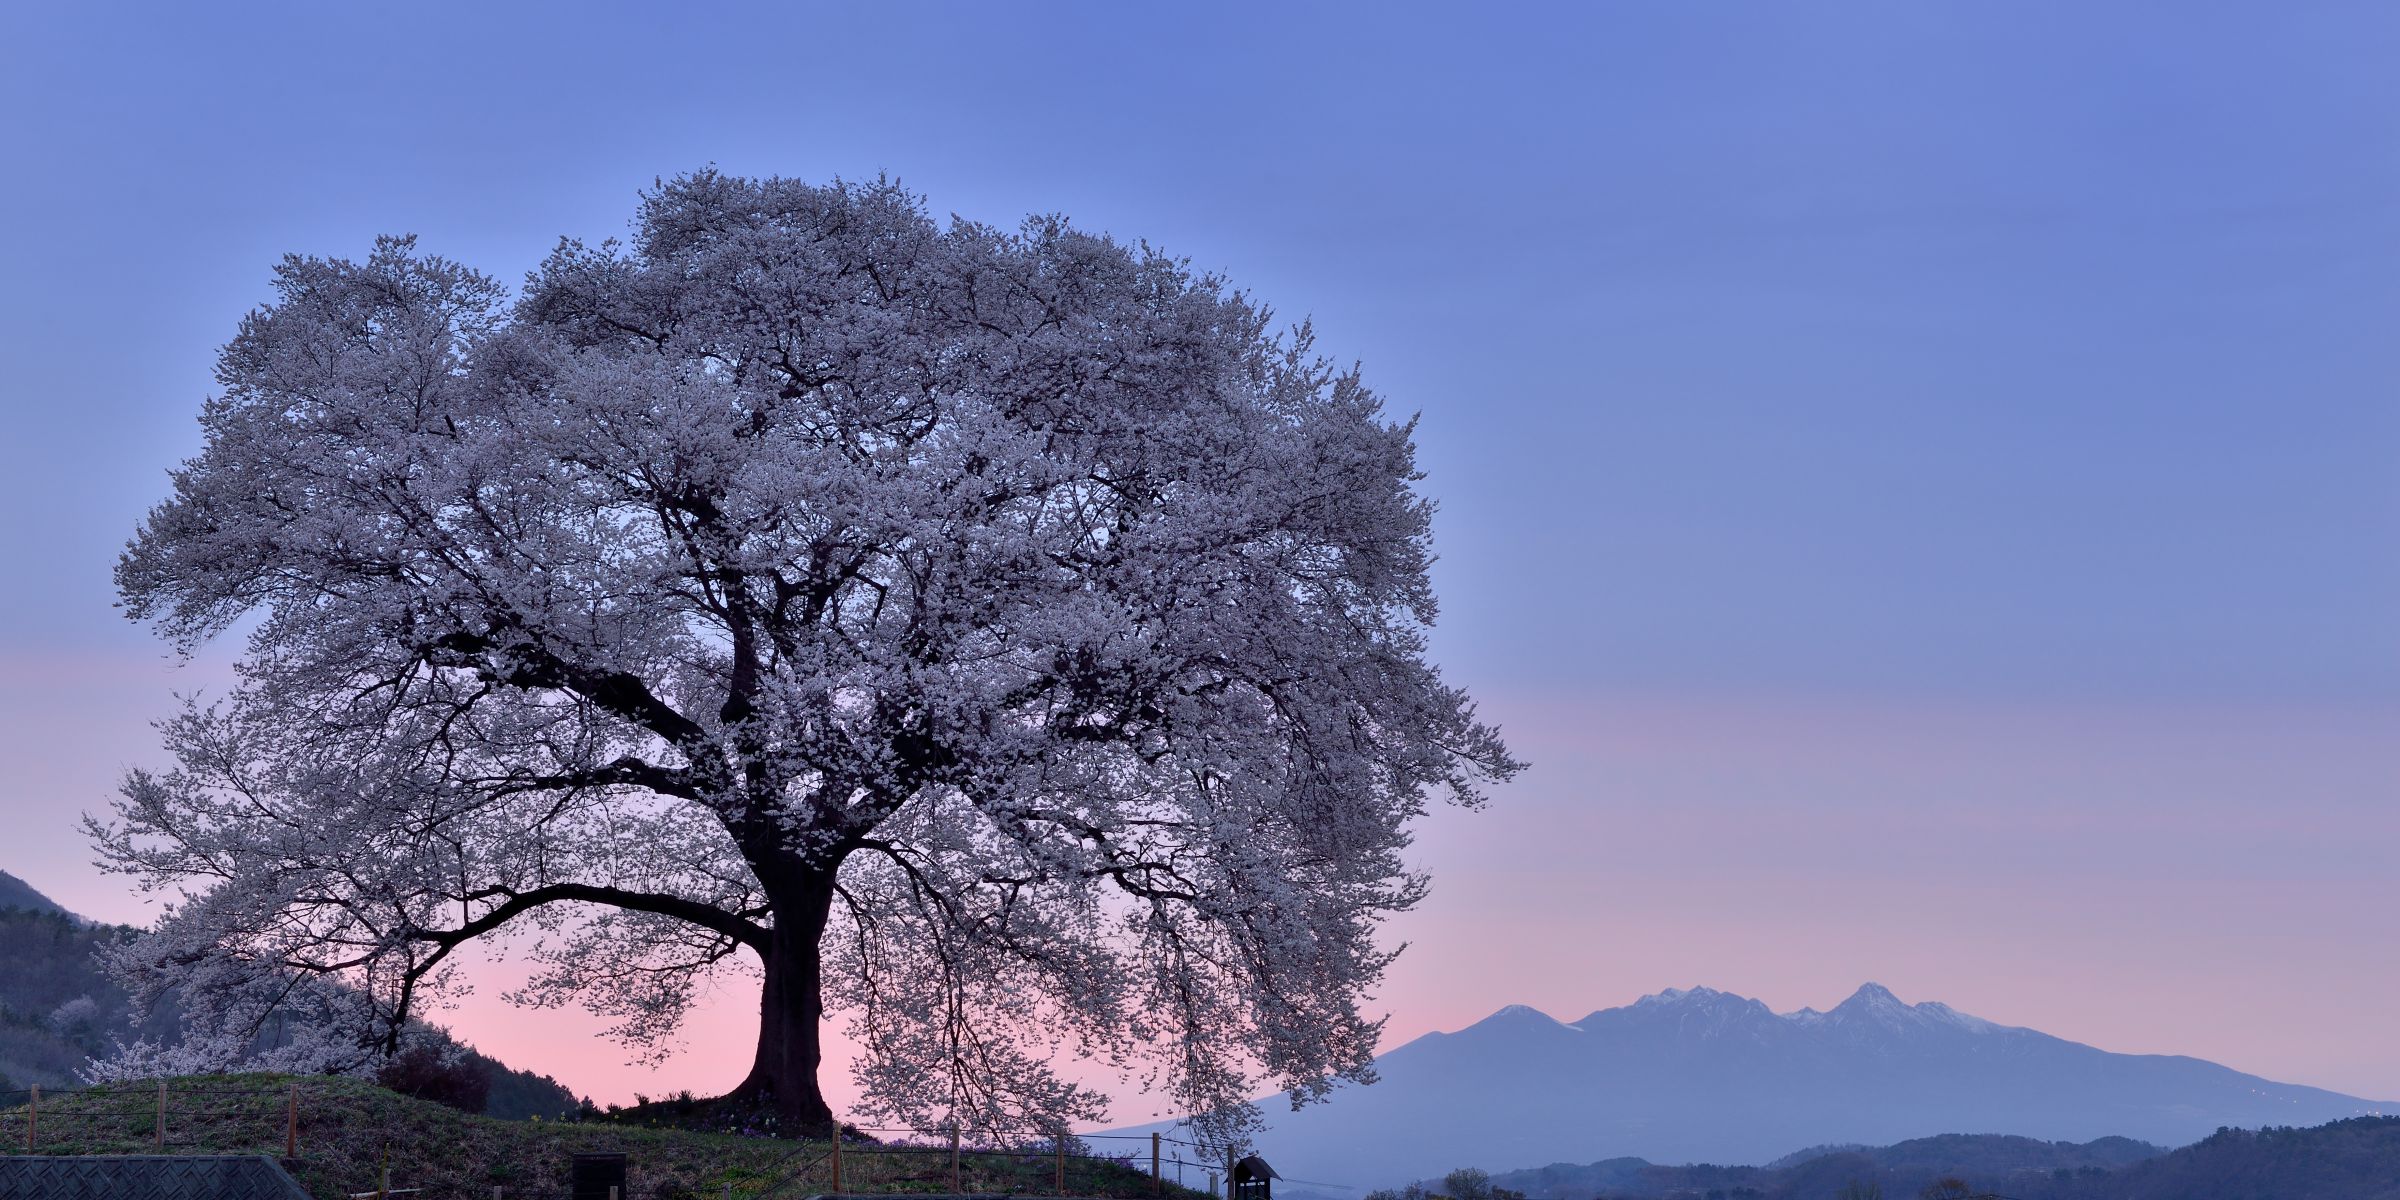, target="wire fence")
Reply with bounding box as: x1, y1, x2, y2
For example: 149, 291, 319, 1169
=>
708, 1125, 1231, 1200
1, 1080, 301, 1157
329, 1126, 1235, 1199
